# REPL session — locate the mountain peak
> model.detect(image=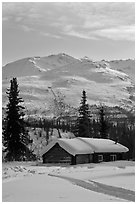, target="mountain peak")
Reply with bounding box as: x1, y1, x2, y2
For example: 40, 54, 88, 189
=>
48, 53, 73, 58
58, 53, 68, 57
80, 56, 93, 62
